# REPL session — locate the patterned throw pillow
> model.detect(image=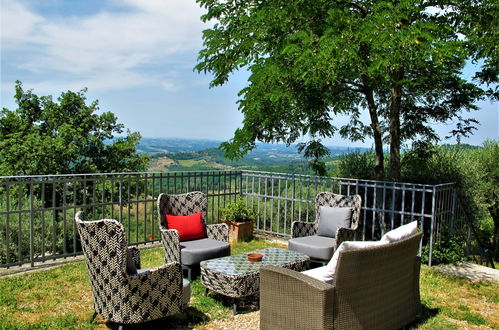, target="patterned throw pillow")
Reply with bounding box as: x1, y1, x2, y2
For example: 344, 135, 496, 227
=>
166, 211, 205, 241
